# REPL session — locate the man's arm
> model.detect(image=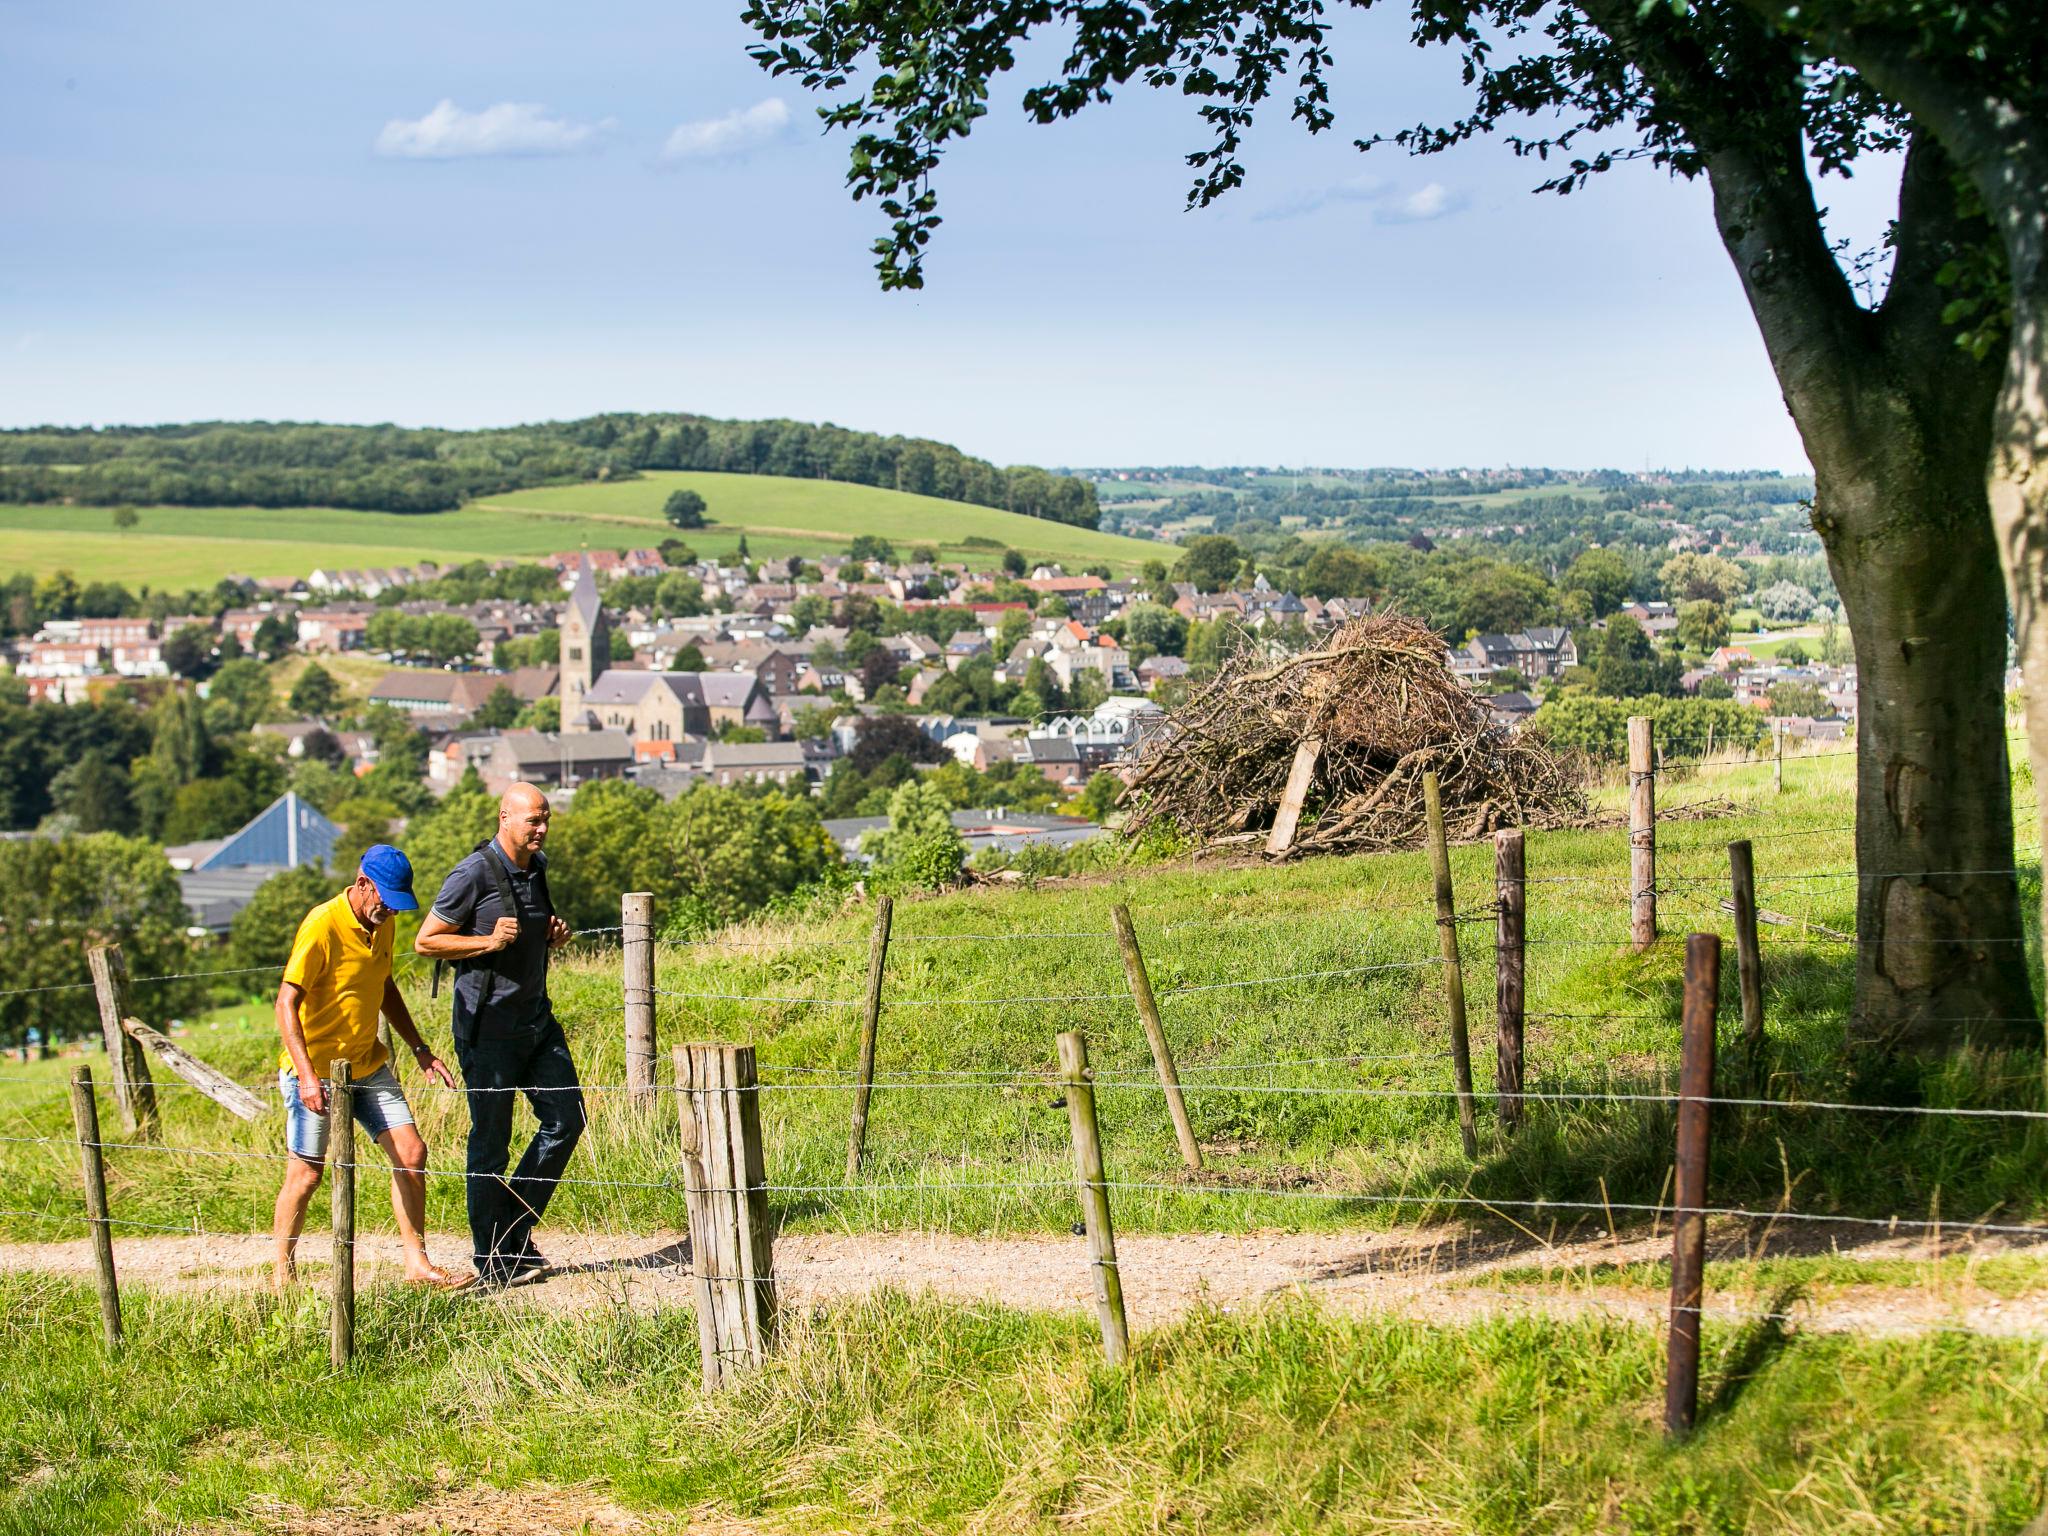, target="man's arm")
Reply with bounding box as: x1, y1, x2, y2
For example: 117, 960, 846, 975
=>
276, 981, 324, 1114
415, 910, 521, 959
381, 976, 456, 1089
